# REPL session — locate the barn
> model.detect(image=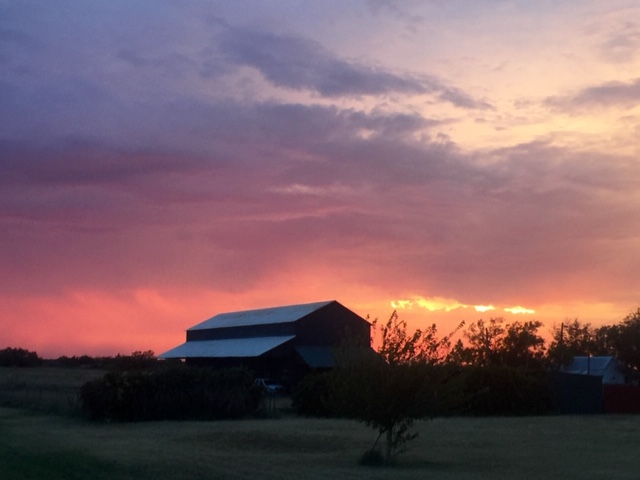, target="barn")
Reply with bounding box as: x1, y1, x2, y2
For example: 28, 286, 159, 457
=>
159, 300, 372, 387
